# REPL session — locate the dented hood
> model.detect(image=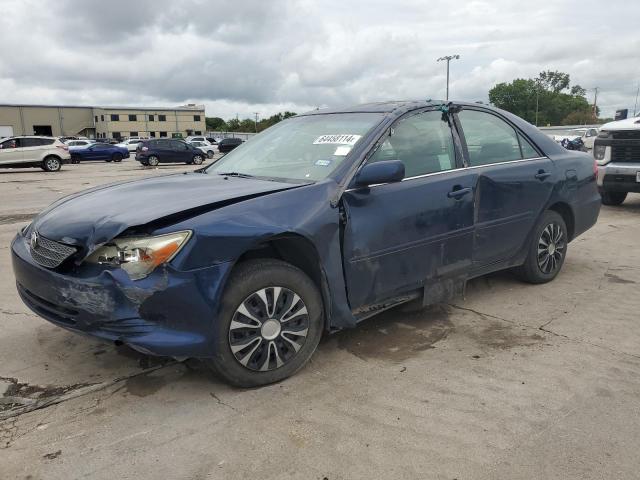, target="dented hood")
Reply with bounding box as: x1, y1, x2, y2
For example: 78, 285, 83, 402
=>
31, 172, 299, 253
